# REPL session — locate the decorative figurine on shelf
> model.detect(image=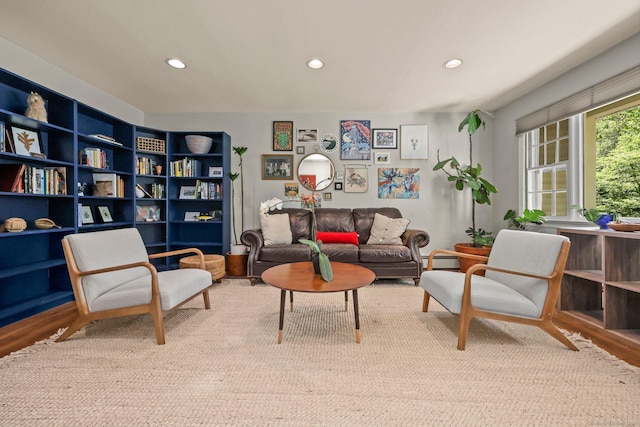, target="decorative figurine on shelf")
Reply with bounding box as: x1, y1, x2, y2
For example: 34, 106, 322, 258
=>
25, 92, 48, 123
78, 182, 87, 196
